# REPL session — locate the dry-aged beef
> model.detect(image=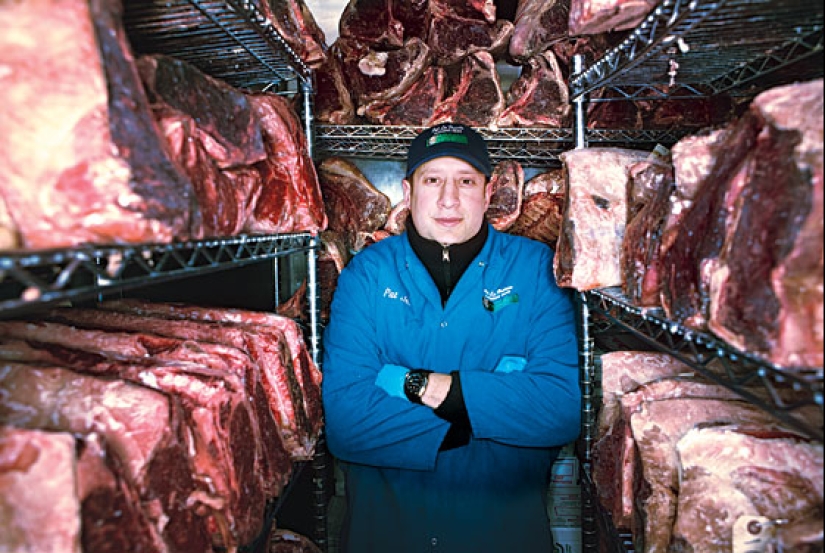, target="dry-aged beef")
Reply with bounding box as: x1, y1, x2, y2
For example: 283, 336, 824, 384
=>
658, 110, 762, 329
245, 93, 328, 234
362, 66, 448, 126
385, 201, 410, 235
0, 428, 81, 552
317, 231, 352, 323
555, 147, 649, 290
254, 0, 327, 69
314, 45, 357, 125
497, 50, 570, 128
338, 0, 405, 48
431, 52, 505, 128
508, 169, 567, 247
707, 79, 823, 368
0, 195, 18, 249
508, 0, 570, 63
0, 363, 208, 552
137, 54, 266, 170
568, 0, 657, 35
318, 157, 392, 248
0, 0, 196, 249
0, 321, 266, 549
621, 161, 674, 307
338, 37, 431, 109
485, 160, 524, 231
97, 299, 324, 455
269, 529, 323, 553
427, 1, 512, 66
673, 426, 824, 552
